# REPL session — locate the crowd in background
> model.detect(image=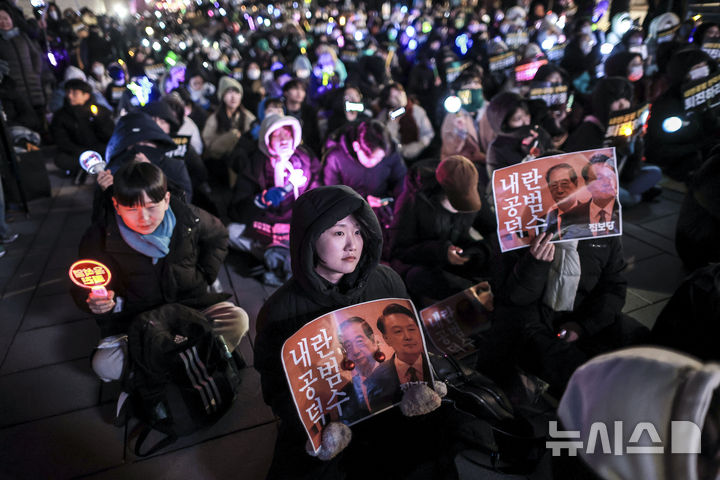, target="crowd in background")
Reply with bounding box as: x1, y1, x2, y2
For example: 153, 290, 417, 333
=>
3, 0, 720, 477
